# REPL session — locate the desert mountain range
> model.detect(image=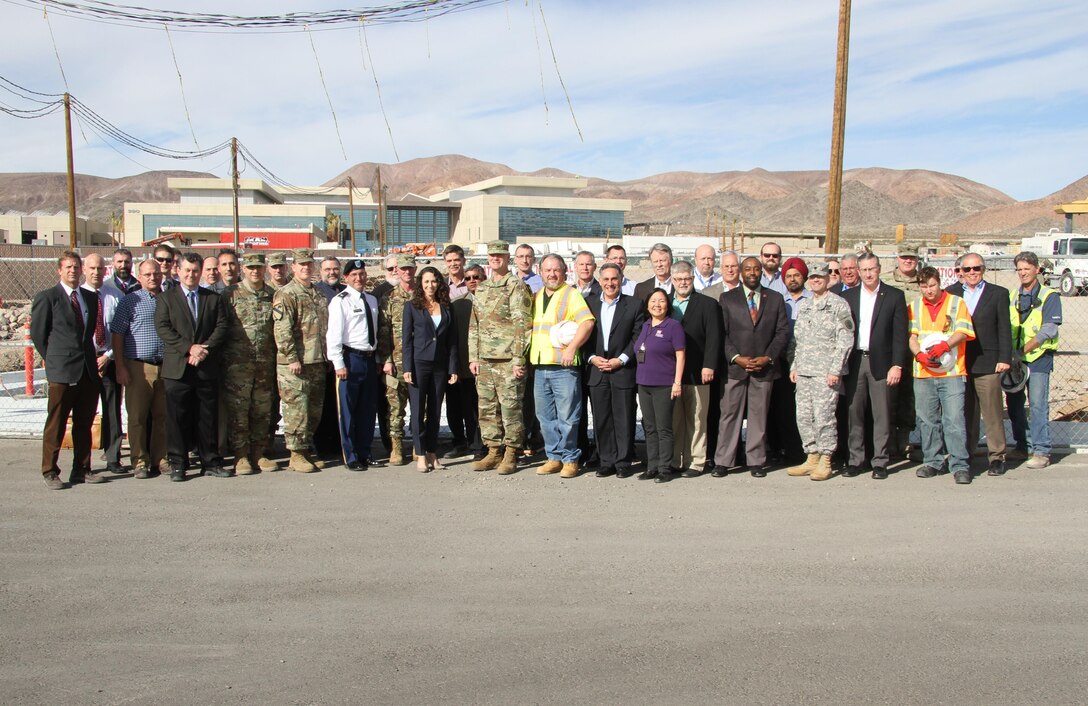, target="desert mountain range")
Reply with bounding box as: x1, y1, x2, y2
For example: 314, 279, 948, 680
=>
2, 155, 1084, 239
